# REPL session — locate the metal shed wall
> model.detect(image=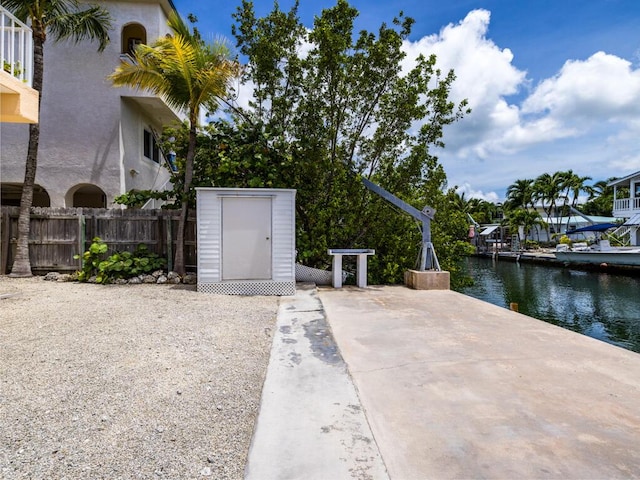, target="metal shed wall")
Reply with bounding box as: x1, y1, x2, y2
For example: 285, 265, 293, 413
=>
196, 188, 296, 295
